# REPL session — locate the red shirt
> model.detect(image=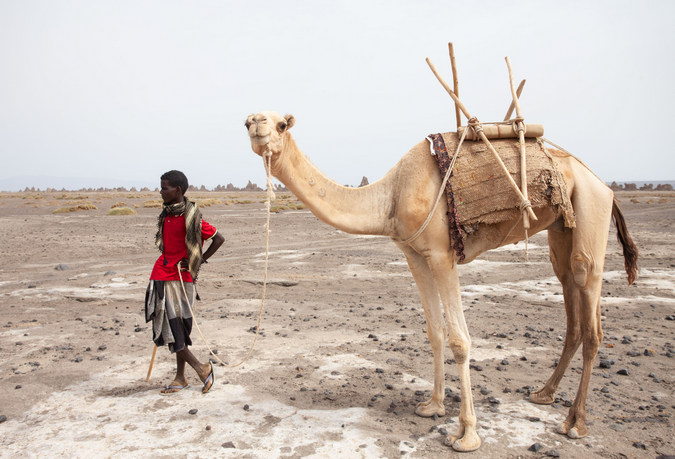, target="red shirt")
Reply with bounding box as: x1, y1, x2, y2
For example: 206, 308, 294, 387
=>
150, 216, 217, 282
